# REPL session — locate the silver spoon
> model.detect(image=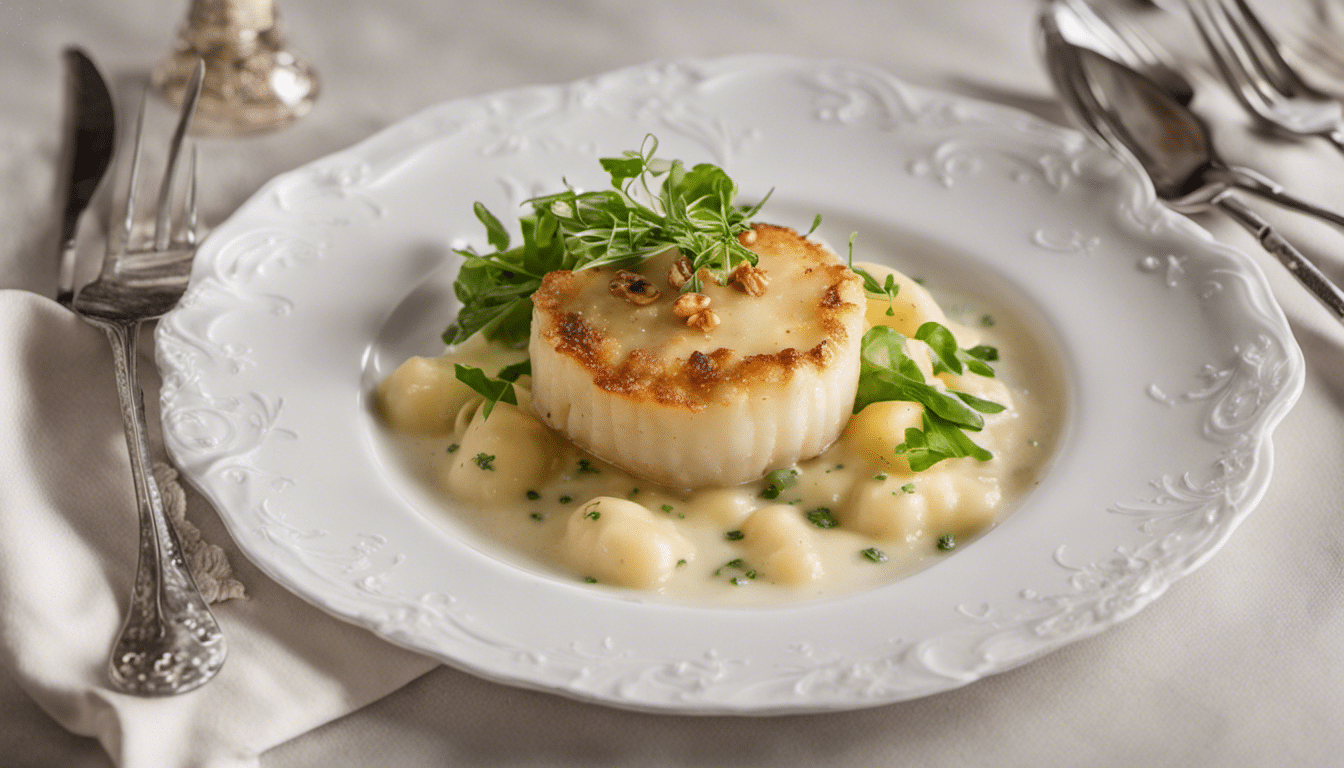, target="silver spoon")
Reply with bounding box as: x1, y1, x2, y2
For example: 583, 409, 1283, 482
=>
1041, 0, 1344, 320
